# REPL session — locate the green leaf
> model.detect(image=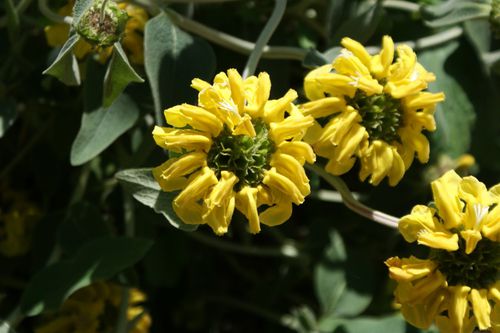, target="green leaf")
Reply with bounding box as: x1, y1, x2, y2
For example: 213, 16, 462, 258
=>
43, 34, 81, 86
70, 93, 140, 166
419, 41, 475, 157
330, 2, 384, 45
315, 230, 374, 318
464, 20, 491, 54
57, 202, 111, 255
103, 43, 144, 107
0, 100, 17, 138
144, 13, 216, 123
0, 321, 16, 333
339, 313, 406, 333
424, 1, 491, 28
20, 236, 153, 316
115, 168, 198, 232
